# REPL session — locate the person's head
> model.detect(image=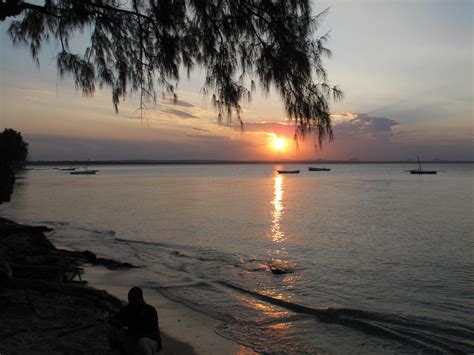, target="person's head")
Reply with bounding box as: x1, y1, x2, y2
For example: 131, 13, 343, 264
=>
128, 287, 144, 306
